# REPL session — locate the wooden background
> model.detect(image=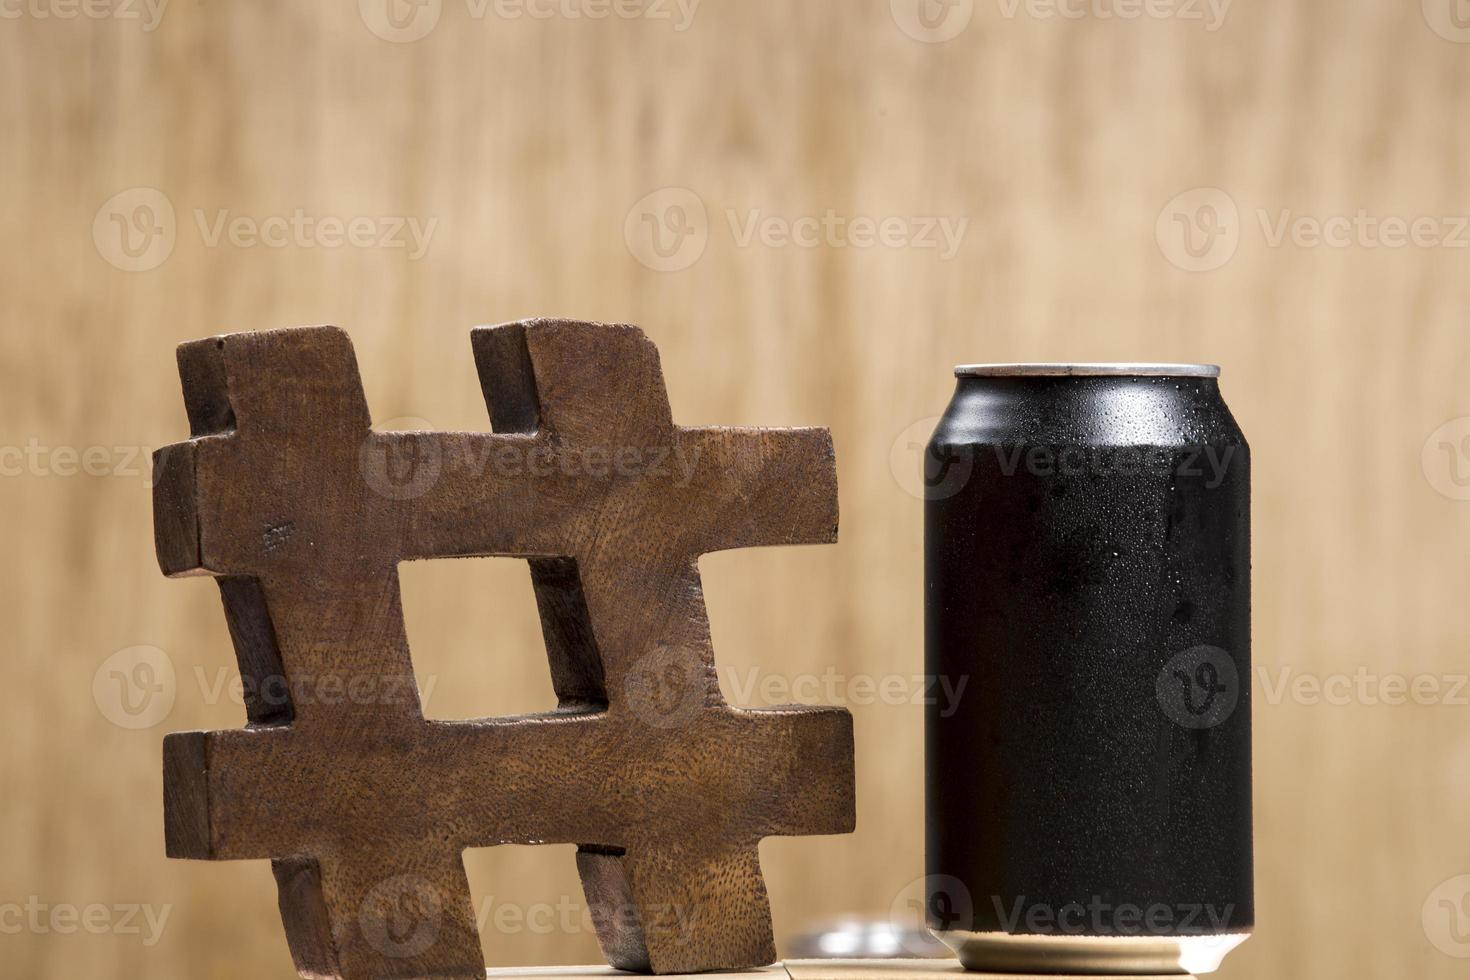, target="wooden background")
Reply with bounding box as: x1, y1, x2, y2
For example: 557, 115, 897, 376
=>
4, 1, 1470, 976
